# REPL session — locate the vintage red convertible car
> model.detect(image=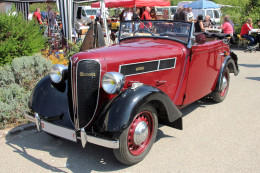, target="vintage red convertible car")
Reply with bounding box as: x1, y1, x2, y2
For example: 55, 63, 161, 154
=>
26, 20, 239, 165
